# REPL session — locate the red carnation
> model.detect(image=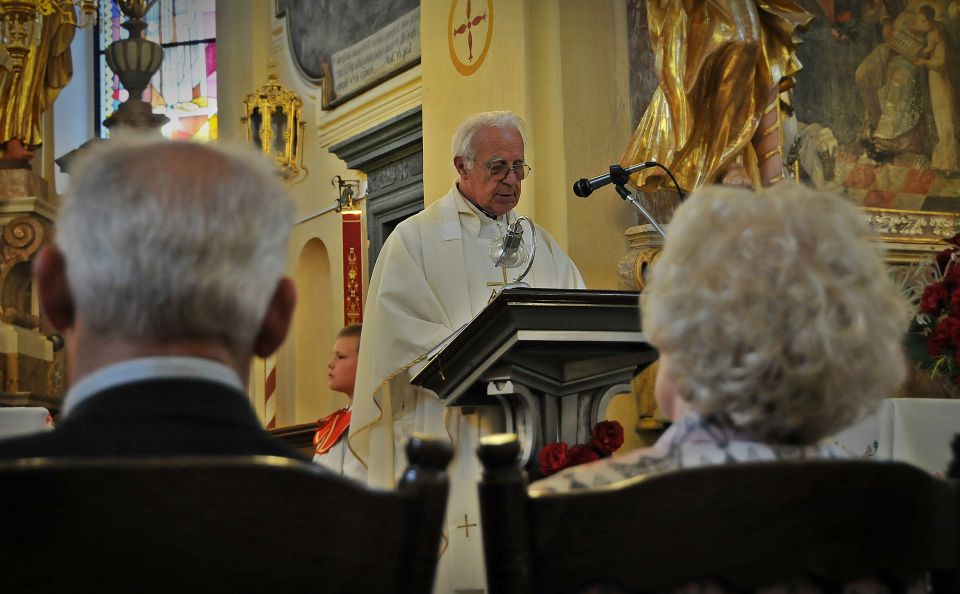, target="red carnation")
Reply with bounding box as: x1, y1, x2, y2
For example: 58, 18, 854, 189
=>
921, 282, 949, 314
929, 317, 960, 356
567, 444, 600, 466
539, 442, 569, 476
949, 290, 960, 317
590, 420, 625, 456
